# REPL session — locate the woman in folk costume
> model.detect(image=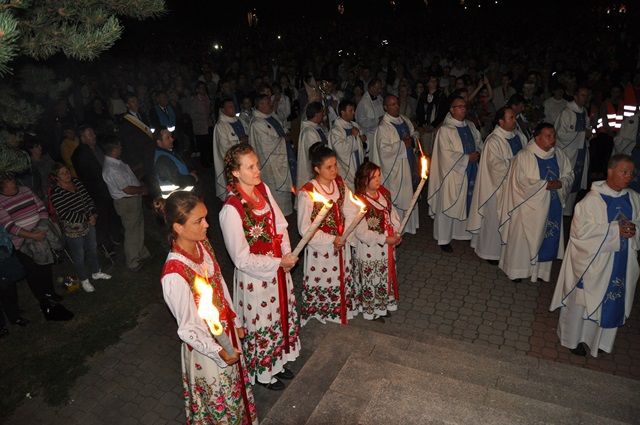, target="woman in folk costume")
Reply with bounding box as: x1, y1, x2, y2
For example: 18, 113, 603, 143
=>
159, 191, 257, 425
219, 143, 300, 391
297, 142, 357, 325
352, 161, 402, 321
